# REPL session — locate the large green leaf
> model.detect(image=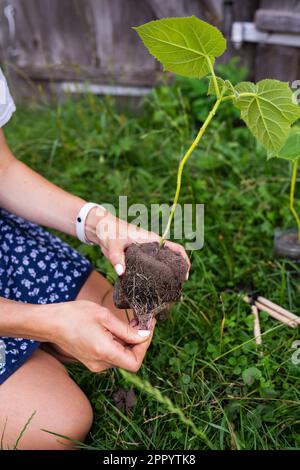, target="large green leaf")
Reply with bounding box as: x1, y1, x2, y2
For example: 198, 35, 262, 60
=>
275, 126, 300, 161
133, 16, 226, 79
234, 80, 300, 154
